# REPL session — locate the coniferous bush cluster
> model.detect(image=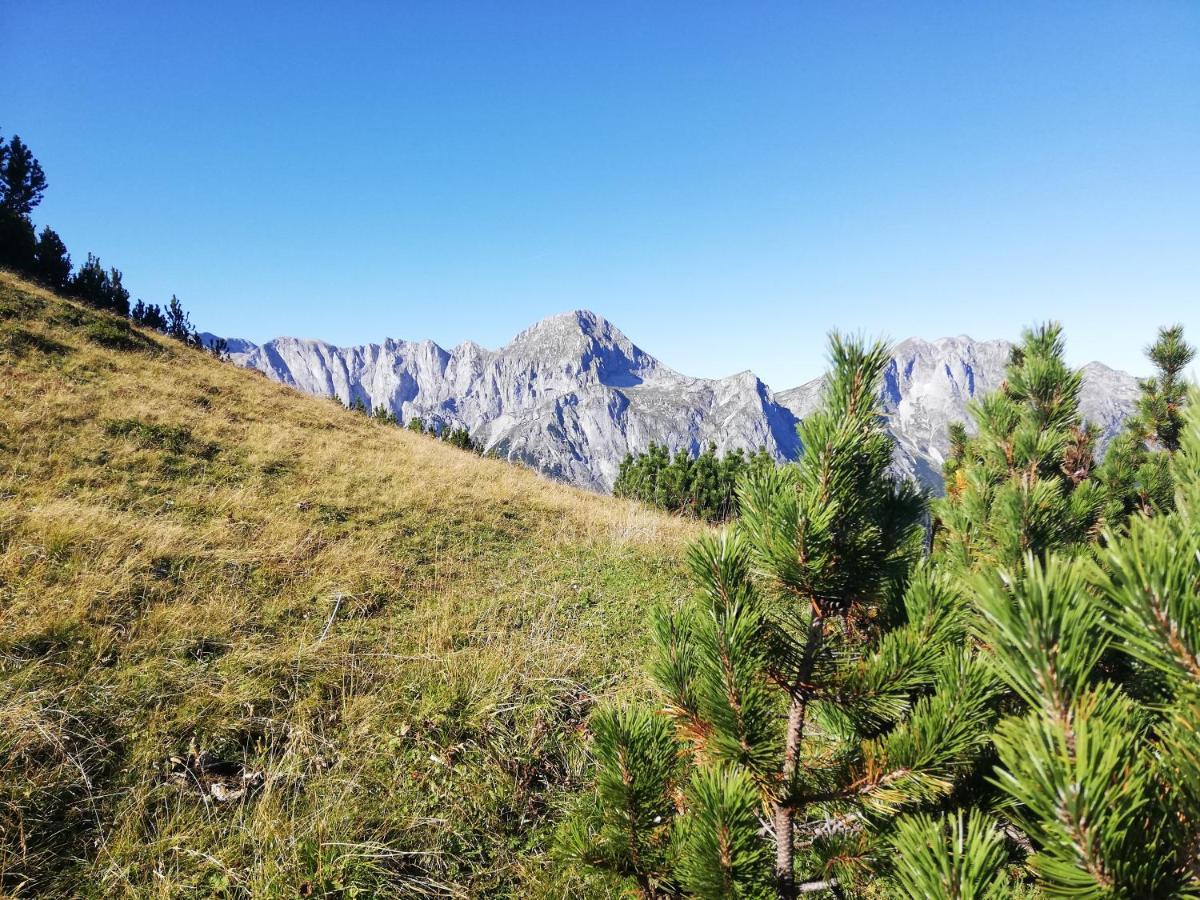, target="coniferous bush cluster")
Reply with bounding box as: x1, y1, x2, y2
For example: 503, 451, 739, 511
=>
0, 127, 218, 354
343, 401, 483, 453
563, 323, 1198, 898
614, 443, 778, 521
401, 414, 479, 452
